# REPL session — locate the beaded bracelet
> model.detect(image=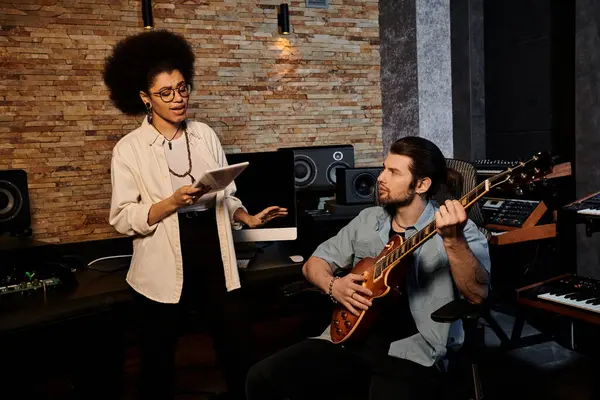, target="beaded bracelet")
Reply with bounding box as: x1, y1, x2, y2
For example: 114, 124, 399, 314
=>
328, 276, 339, 303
